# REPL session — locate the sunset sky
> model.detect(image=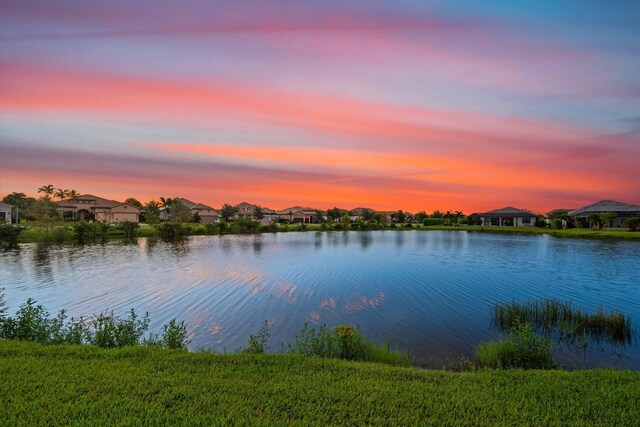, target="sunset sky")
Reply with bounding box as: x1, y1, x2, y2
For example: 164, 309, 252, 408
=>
1, 0, 639, 213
